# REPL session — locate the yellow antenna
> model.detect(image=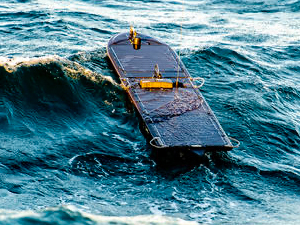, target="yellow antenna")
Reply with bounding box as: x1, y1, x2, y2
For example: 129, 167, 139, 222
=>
129, 26, 141, 50
129, 26, 134, 40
